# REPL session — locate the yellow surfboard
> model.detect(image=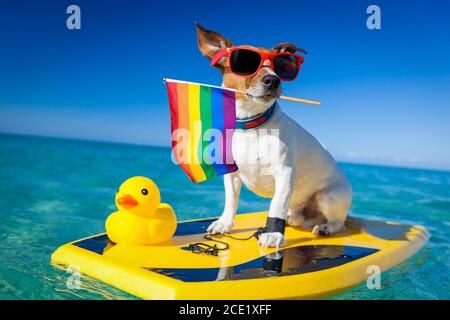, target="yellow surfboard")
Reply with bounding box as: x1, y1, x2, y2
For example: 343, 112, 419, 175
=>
51, 212, 429, 299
